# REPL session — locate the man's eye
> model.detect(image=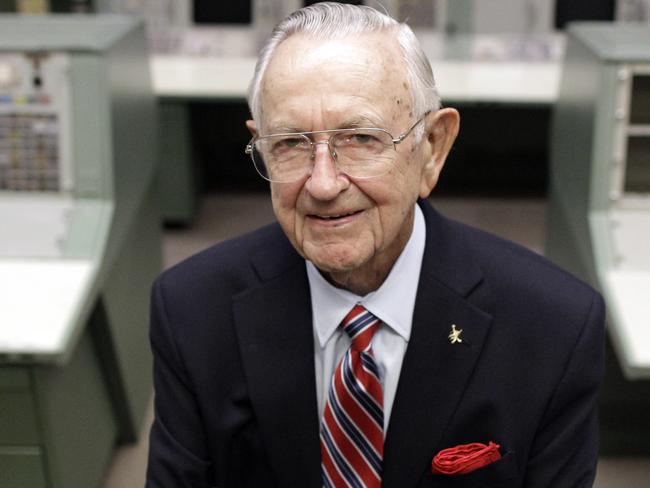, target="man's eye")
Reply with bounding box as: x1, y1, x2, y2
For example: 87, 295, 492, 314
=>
268, 137, 305, 154
339, 132, 379, 145
353, 133, 377, 144
273, 137, 307, 150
